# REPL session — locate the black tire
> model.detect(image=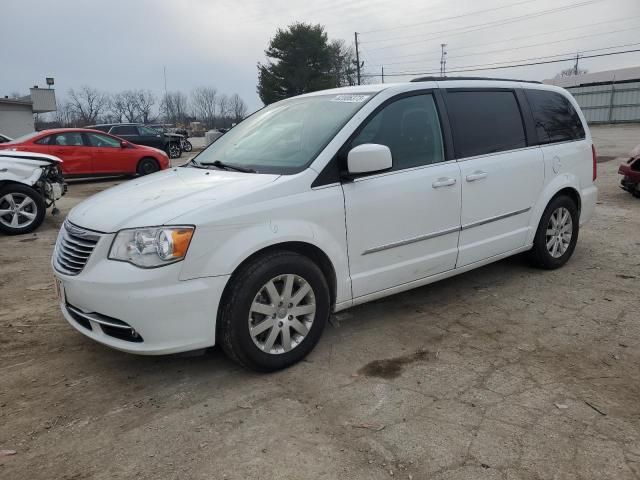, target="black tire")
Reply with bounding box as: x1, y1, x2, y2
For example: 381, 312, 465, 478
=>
528, 194, 579, 269
136, 157, 160, 176
219, 251, 330, 372
0, 183, 46, 235
166, 143, 181, 159
182, 140, 193, 152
